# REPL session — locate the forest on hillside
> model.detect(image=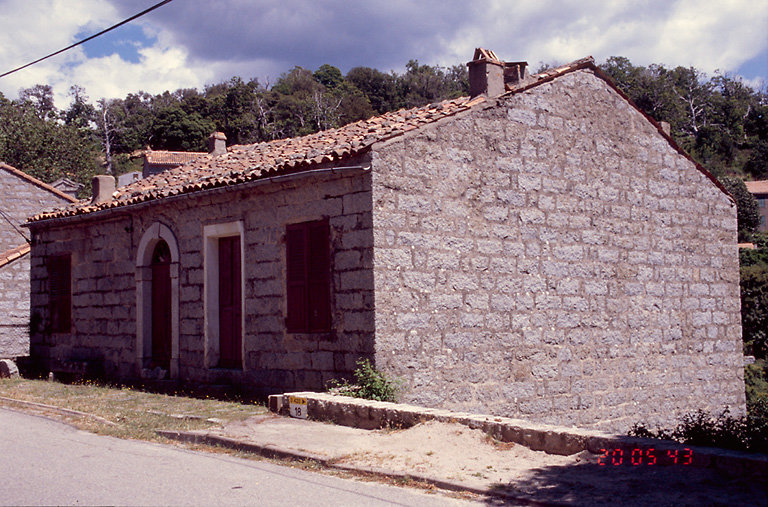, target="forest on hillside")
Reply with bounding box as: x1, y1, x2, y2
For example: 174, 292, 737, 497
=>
0, 56, 766, 195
